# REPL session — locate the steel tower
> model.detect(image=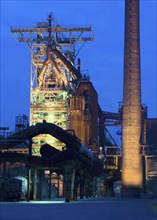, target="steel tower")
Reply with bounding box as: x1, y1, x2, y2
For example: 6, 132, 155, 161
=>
11, 13, 94, 155
122, 0, 142, 196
